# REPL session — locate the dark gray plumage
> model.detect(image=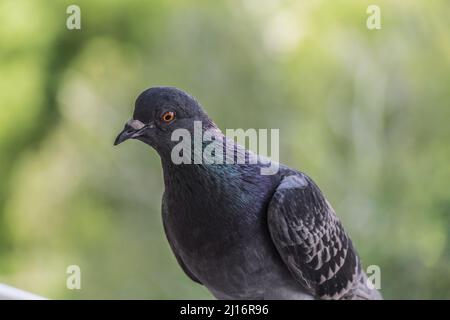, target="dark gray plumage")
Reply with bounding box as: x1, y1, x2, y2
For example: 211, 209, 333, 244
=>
114, 87, 382, 300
